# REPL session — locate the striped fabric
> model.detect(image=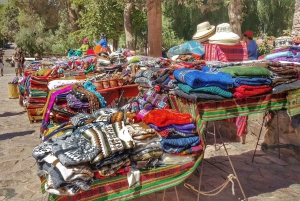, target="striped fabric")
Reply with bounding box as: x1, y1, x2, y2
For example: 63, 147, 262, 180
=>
203, 42, 248, 62
287, 89, 300, 117
41, 153, 204, 201
168, 93, 289, 135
